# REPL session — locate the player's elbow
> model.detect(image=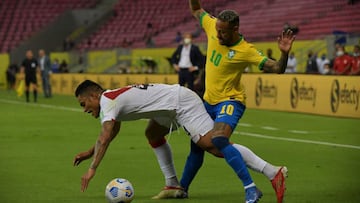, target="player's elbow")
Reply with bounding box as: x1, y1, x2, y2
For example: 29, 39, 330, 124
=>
266, 65, 284, 74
